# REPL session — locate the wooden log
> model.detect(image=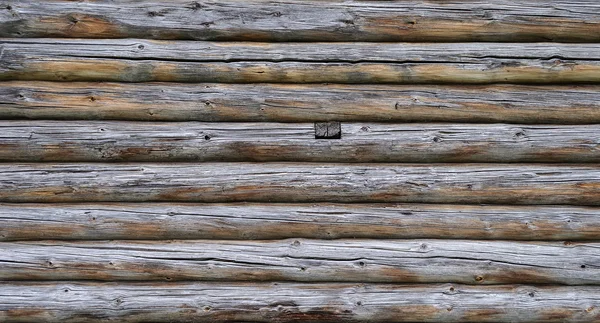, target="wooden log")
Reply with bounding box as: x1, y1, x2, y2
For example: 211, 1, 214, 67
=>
1, 239, 598, 284
1, 282, 599, 323
1, 1, 600, 42
3, 40, 600, 83
1, 163, 600, 205
3, 121, 600, 163
2, 203, 600, 241
3, 82, 600, 123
